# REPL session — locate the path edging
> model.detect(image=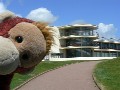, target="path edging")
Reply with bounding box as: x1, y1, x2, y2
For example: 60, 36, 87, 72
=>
14, 62, 80, 90
92, 73, 106, 90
